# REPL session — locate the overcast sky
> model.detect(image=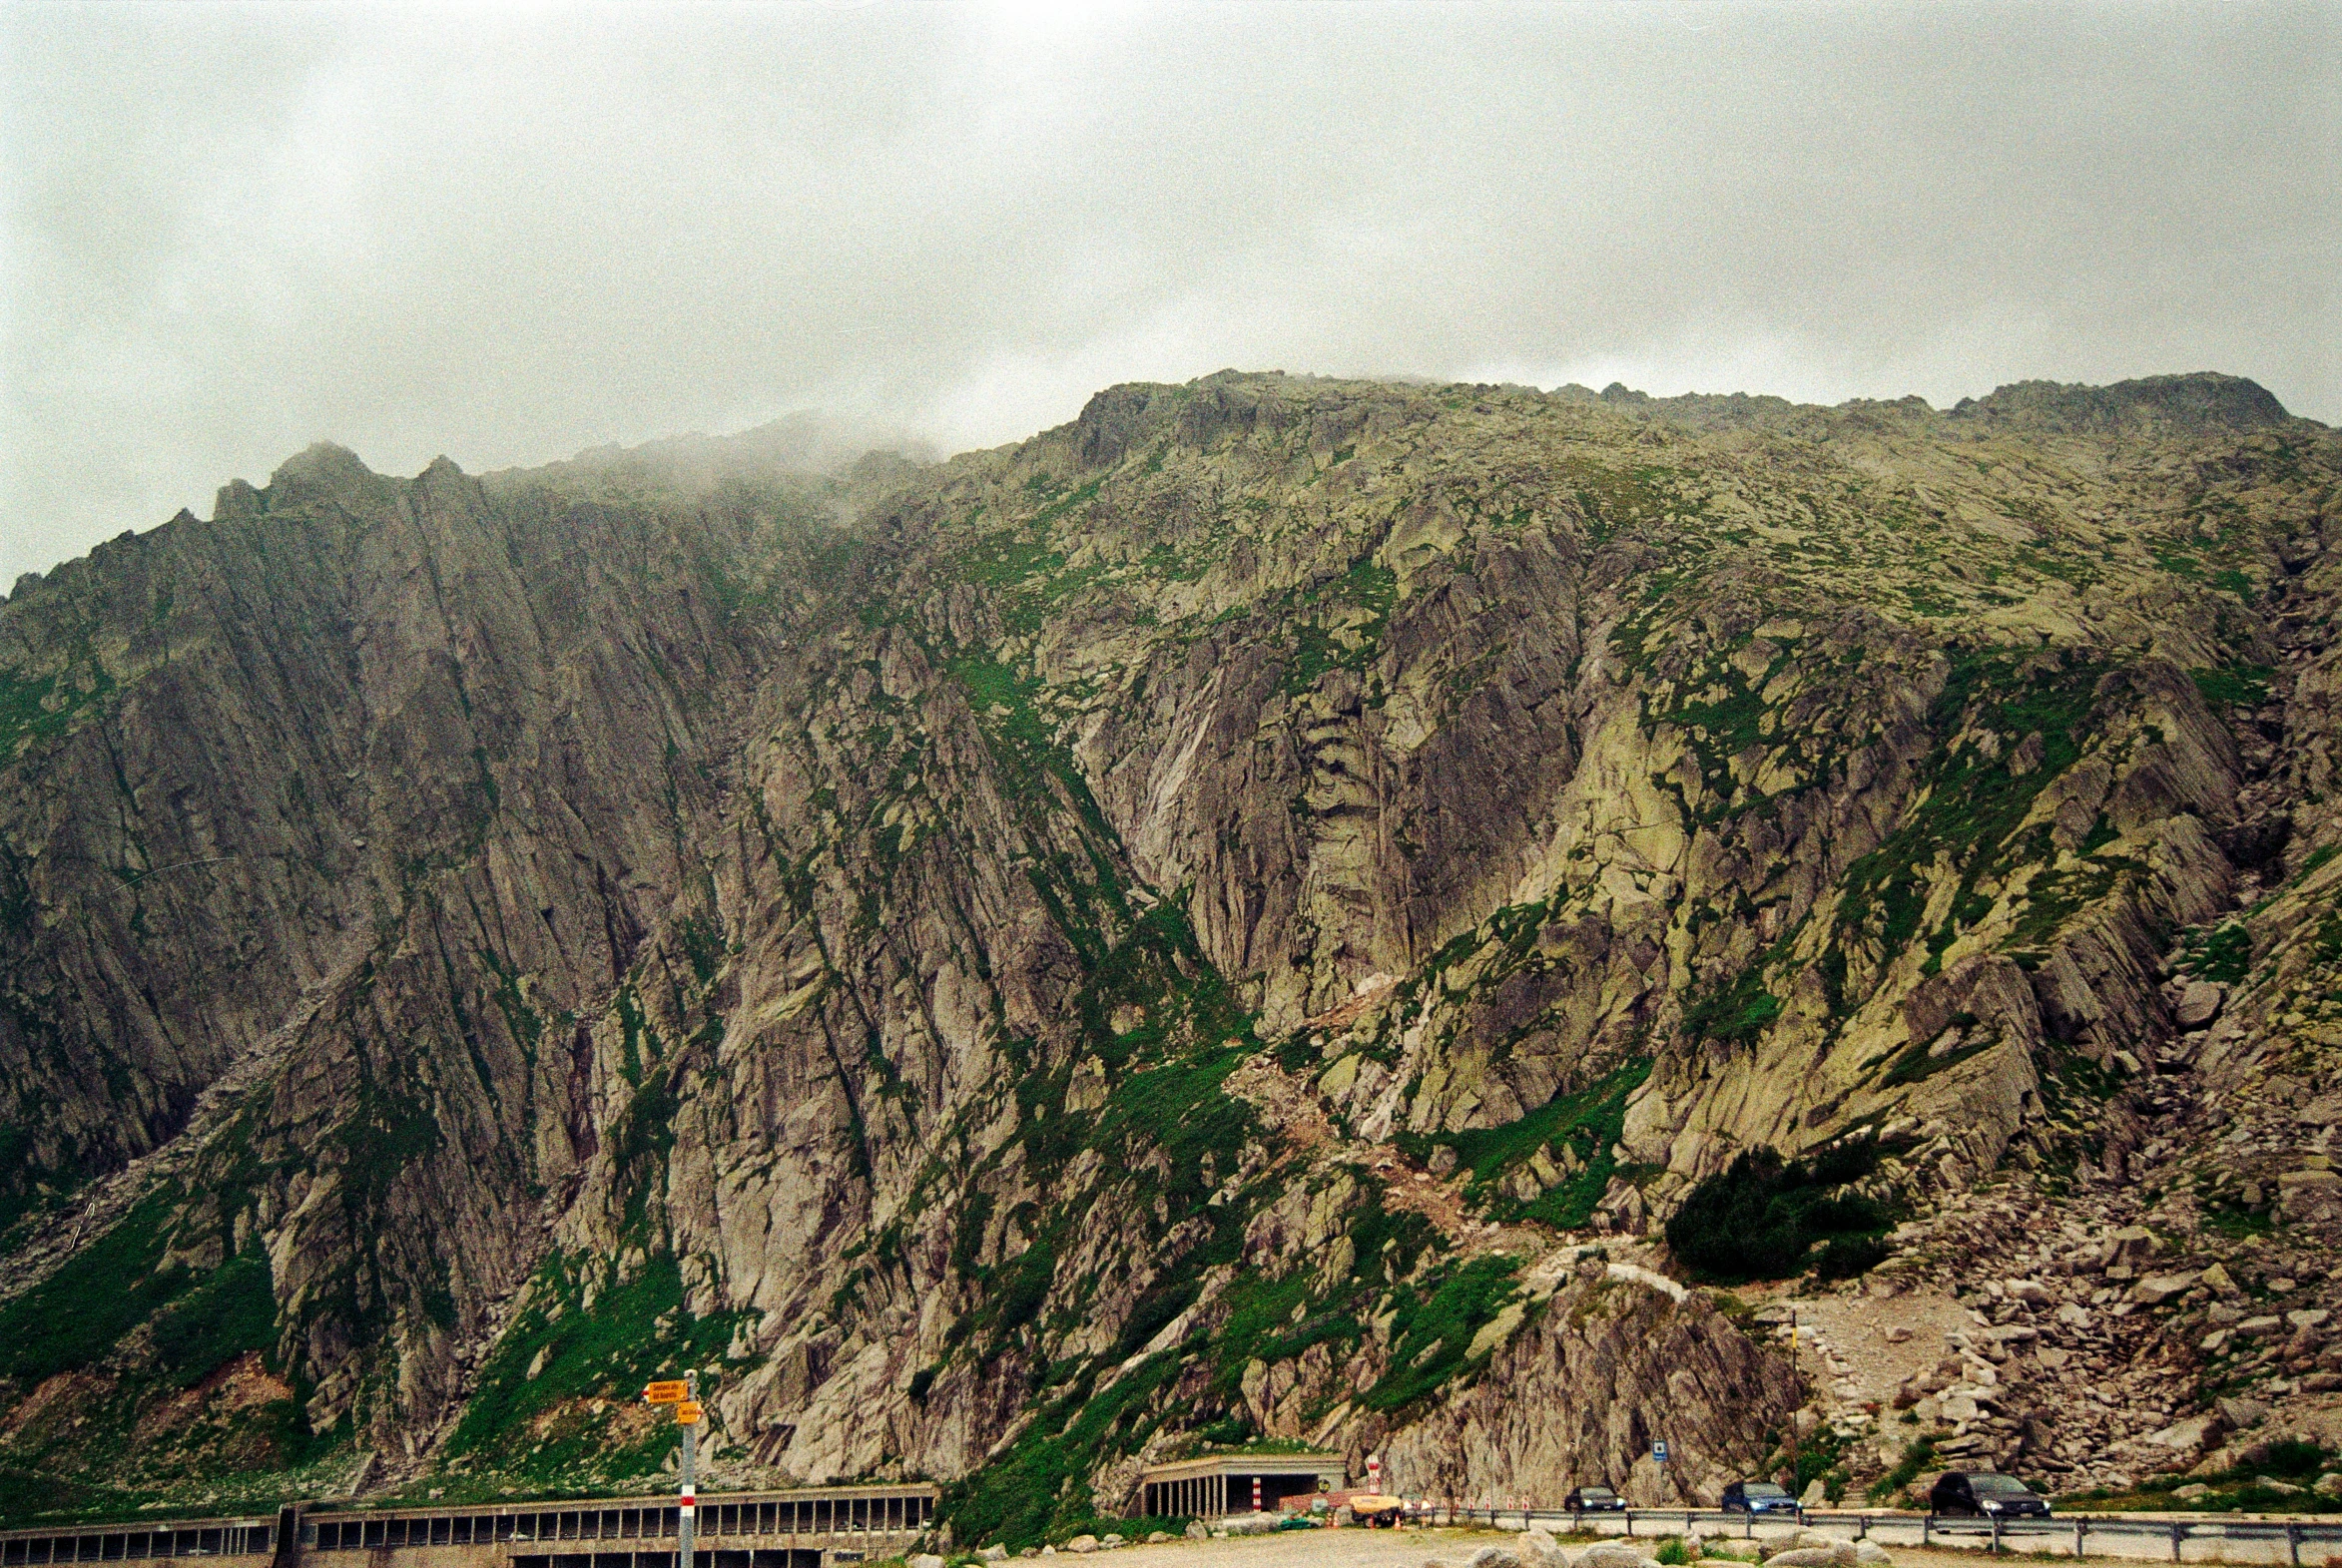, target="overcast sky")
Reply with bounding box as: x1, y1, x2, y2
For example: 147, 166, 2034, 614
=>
4, 0, 2337, 585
